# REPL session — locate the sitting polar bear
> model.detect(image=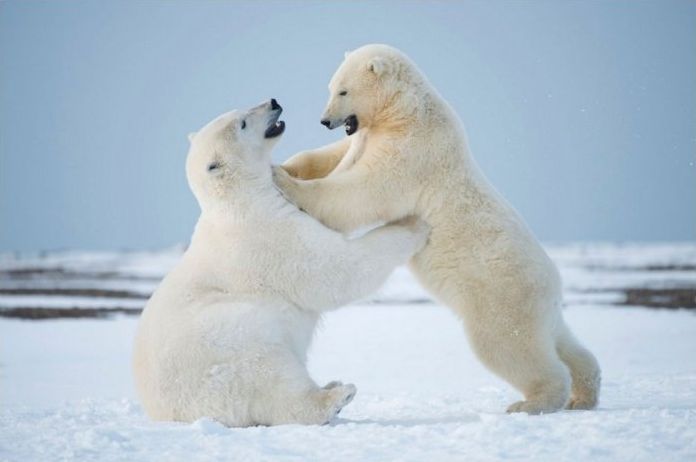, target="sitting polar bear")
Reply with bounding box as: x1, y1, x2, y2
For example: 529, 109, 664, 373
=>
132, 99, 429, 427
275, 44, 601, 414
